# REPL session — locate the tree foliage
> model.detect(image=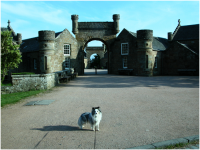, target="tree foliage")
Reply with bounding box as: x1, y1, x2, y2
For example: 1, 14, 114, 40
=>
90, 54, 100, 69
1, 30, 22, 83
